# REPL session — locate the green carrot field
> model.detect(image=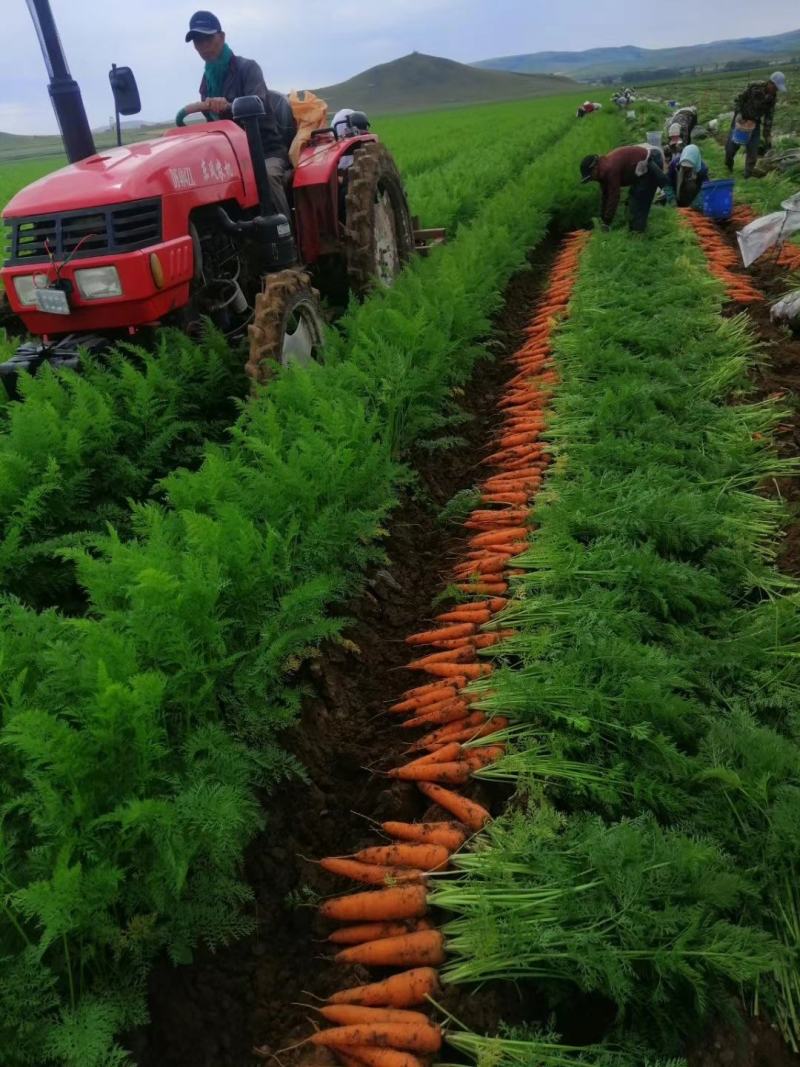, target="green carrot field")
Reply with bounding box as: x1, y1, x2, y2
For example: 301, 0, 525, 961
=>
1, 80, 799, 1067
